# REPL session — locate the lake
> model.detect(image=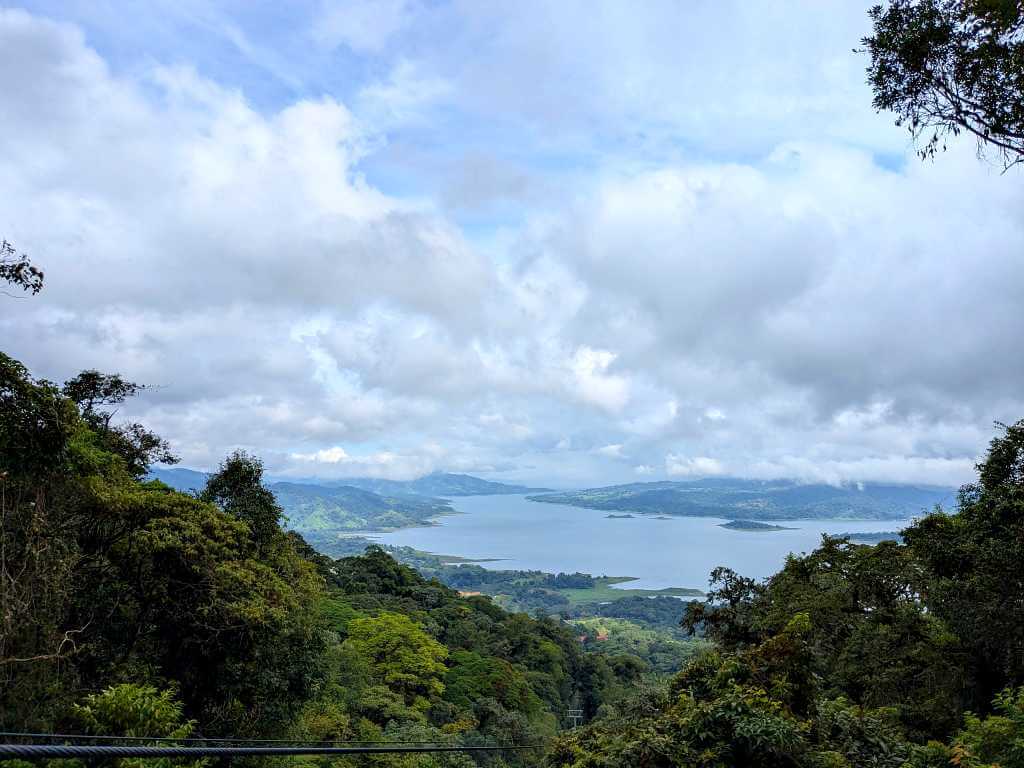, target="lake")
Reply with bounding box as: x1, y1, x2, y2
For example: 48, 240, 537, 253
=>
370, 494, 919, 591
